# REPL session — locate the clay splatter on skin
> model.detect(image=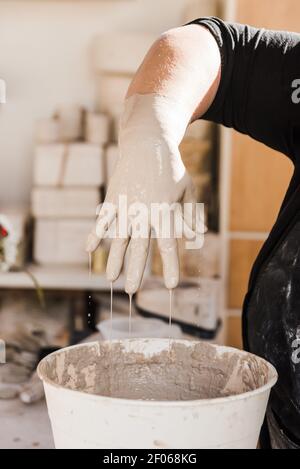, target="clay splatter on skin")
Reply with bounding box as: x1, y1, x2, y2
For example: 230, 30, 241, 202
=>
41, 341, 270, 402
